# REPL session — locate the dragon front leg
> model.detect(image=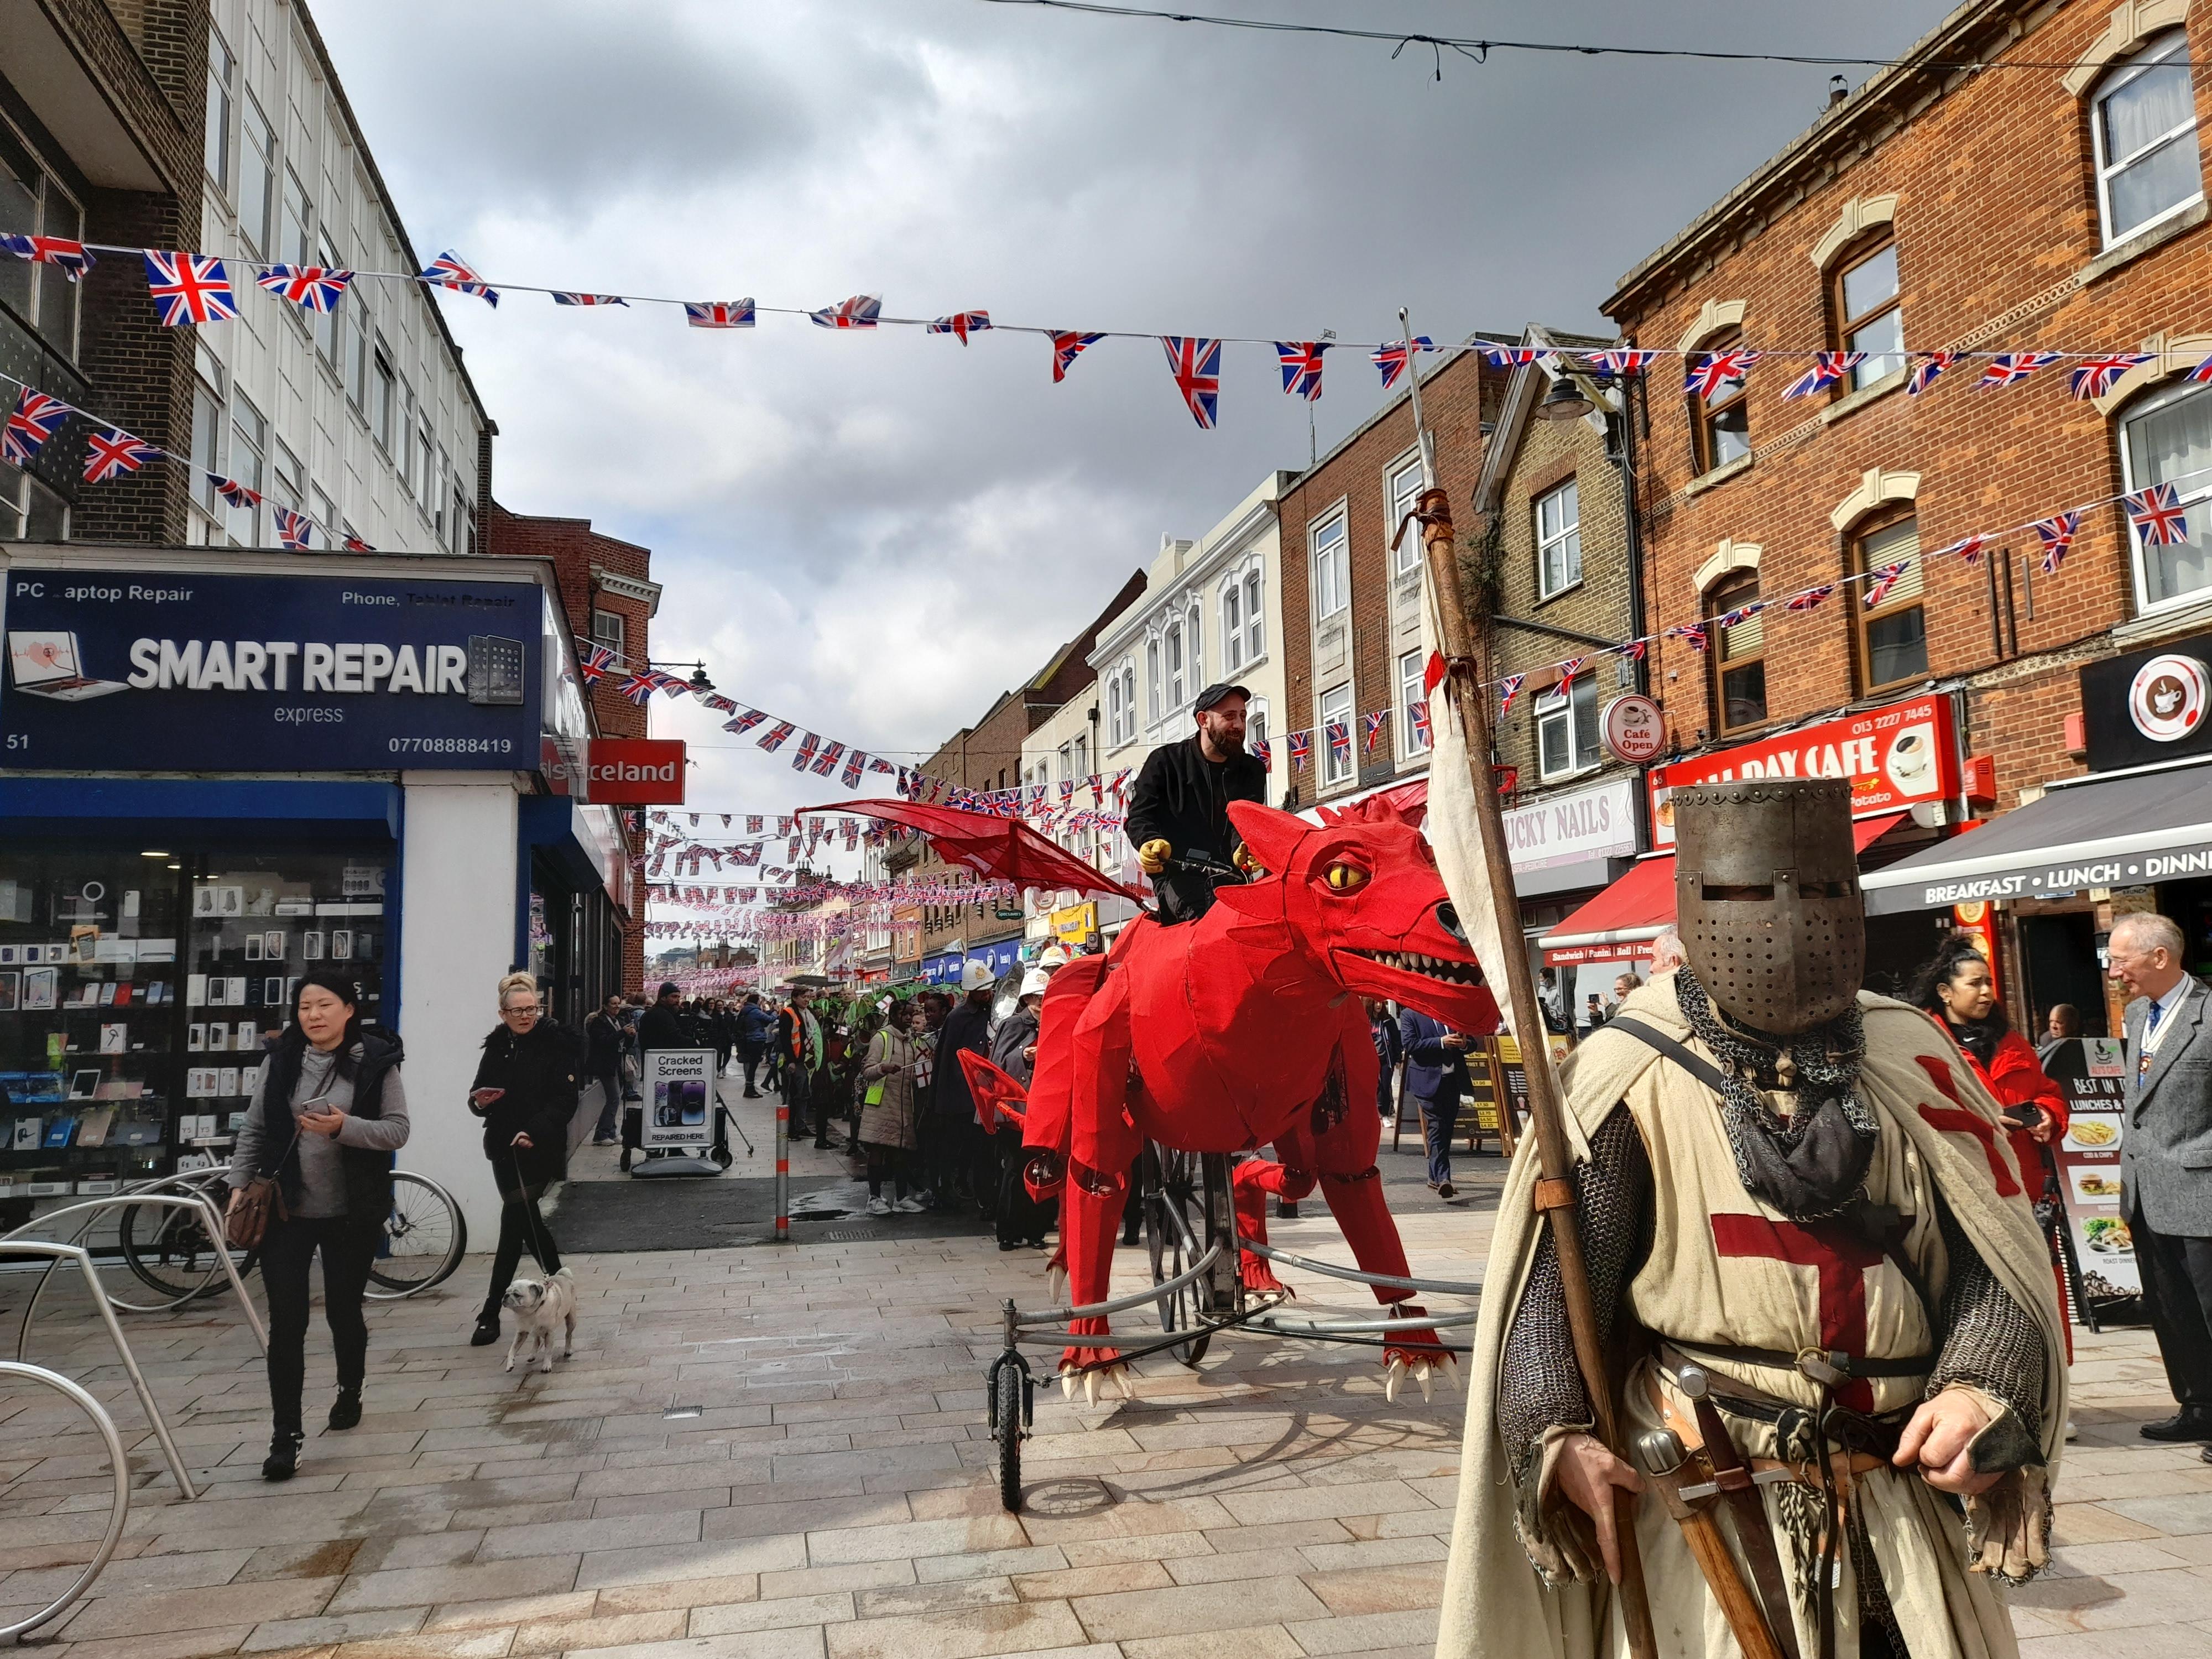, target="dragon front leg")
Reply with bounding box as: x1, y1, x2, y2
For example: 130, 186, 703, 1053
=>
1231, 1157, 1317, 1297
1055, 966, 1141, 1401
